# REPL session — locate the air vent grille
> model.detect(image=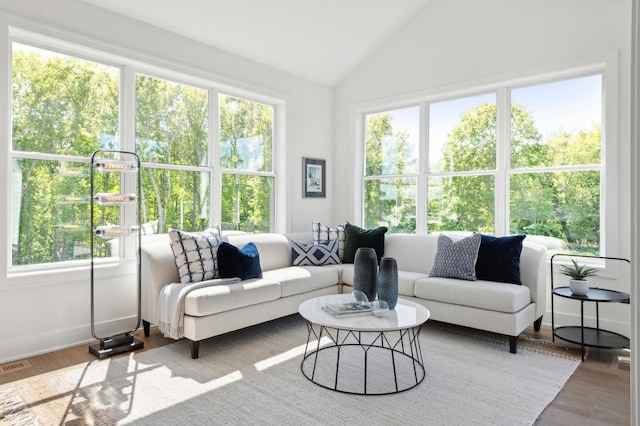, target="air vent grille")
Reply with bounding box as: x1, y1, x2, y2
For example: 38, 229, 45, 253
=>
0, 360, 32, 374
